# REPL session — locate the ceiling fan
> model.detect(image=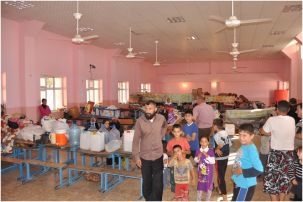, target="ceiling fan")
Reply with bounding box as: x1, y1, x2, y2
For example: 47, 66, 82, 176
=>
72, 1, 99, 44
209, 0, 272, 33
217, 28, 257, 57
126, 27, 148, 59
